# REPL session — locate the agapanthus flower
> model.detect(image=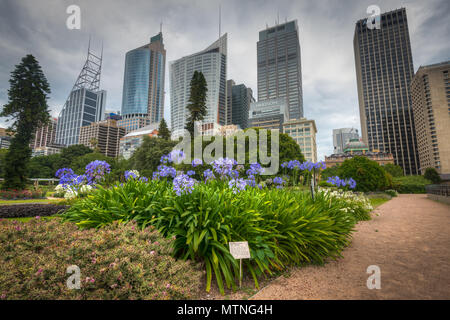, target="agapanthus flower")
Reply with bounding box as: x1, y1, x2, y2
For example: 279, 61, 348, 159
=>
273, 176, 285, 185
124, 170, 140, 181
168, 149, 185, 164
228, 178, 247, 193
191, 158, 203, 167
85, 160, 111, 184
156, 165, 177, 178
246, 162, 264, 177
160, 154, 171, 164
211, 157, 237, 177
186, 170, 196, 176
139, 176, 149, 183
203, 169, 215, 182
55, 168, 77, 187
173, 174, 196, 196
